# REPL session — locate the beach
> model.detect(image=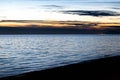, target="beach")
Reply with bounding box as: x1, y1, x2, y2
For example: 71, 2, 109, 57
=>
0, 0, 120, 80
